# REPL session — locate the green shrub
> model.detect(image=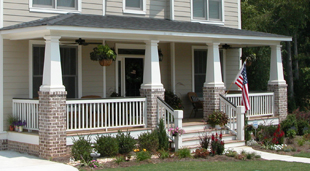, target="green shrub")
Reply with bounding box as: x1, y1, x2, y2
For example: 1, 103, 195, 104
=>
138, 131, 159, 153
116, 130, 136, 154
136, 150, 152, 161
256, 124, 277, 145
158, 149, 170, 159
287, 129, 297, 139
225, 150, 238, 157
298, 138, 305, 146
210, 133, 224, 155
157, 118, 169, 151
71, 136, 93, 162
281, 114, 298, 136
115, 155, 124, 164
297, 119, 309, 135
95, 134, 119, 157
176, 148, 191, 158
